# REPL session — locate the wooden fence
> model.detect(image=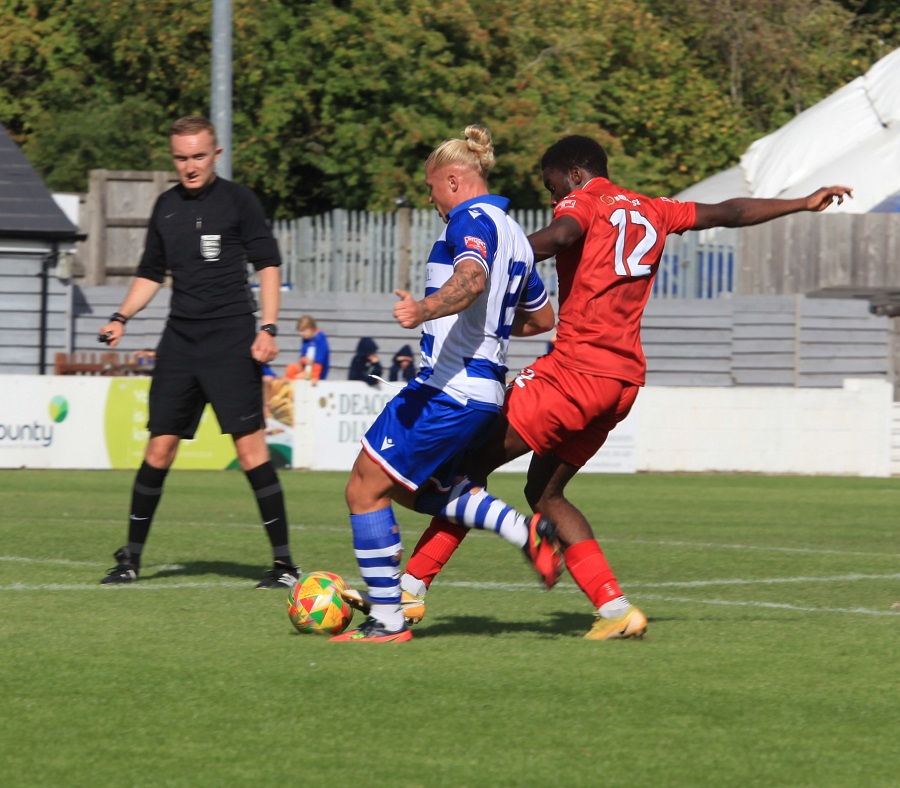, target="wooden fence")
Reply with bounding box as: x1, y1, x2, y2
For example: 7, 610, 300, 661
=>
81, 169, 178, 285
273, 208, 559, 295
272, 209, 737, 299
739, 212, 900, 296
74, 170, 900, 304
